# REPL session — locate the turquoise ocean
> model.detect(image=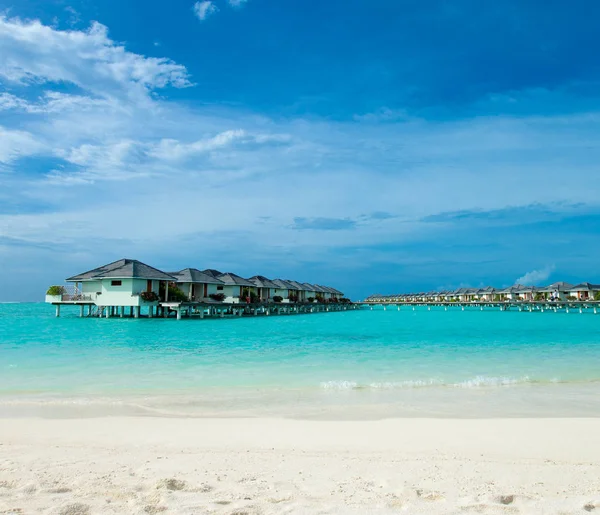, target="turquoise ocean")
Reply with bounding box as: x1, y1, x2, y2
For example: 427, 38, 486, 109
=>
1, 303, 600, 418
